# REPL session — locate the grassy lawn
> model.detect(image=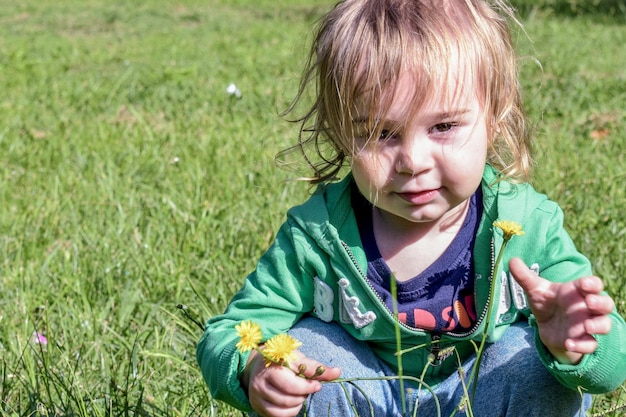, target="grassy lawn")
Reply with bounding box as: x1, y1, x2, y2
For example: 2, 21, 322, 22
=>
0, 0, 624, 415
